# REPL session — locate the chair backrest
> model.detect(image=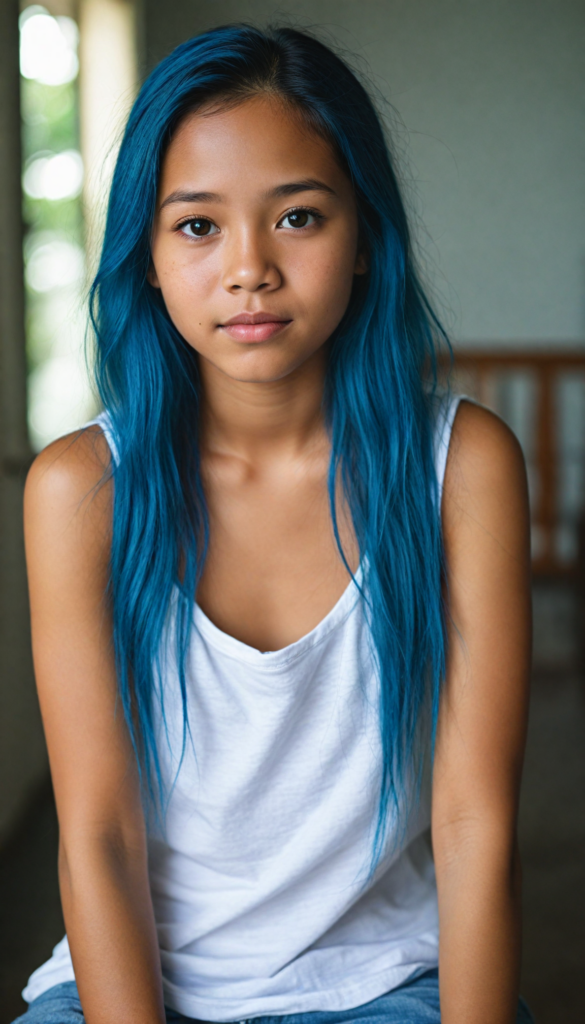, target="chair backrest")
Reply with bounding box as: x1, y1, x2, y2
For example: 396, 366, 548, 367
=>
449, 350, 585, 576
